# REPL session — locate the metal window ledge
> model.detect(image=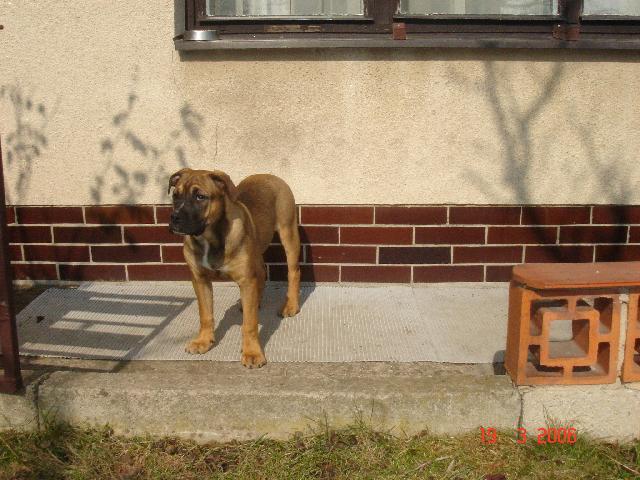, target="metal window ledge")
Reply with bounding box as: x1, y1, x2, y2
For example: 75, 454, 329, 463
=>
174, 34, 640, 50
